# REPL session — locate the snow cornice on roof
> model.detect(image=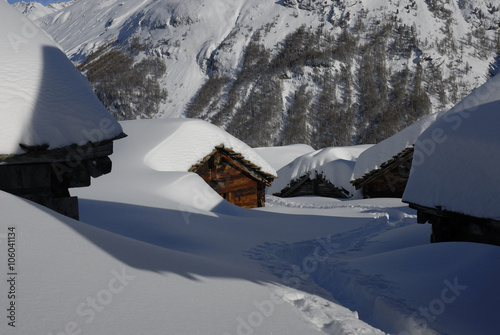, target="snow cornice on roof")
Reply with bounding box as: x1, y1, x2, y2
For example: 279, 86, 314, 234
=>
351, 147, 414, 189
0, 1, 124, 155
